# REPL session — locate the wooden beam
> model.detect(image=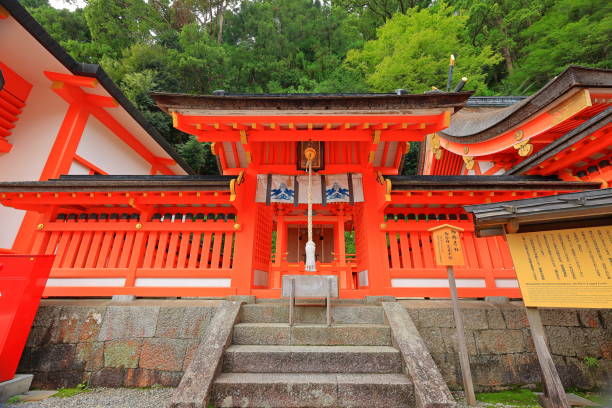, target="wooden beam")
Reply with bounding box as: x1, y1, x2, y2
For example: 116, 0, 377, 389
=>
44, 71, 98, 88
